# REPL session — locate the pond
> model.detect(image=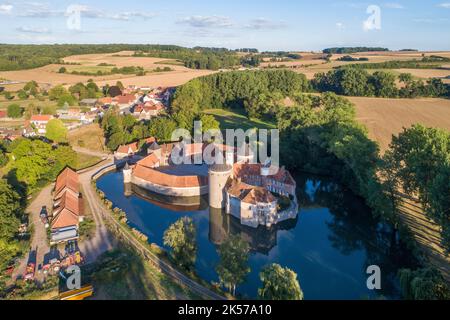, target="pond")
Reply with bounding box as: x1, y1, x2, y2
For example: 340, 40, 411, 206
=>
97, 170, 415, 300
